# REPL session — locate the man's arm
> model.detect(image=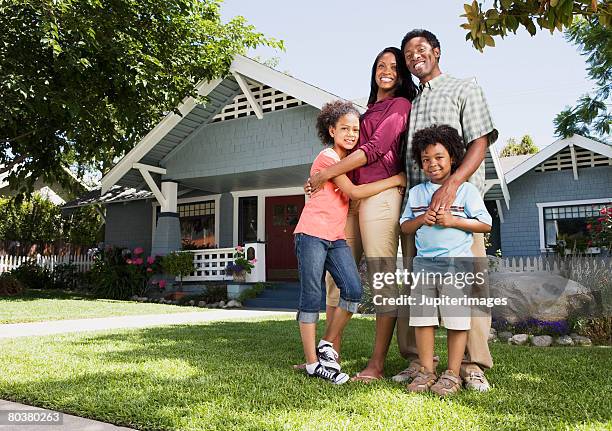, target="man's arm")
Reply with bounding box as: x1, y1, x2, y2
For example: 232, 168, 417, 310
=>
429, 136, 487, 212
